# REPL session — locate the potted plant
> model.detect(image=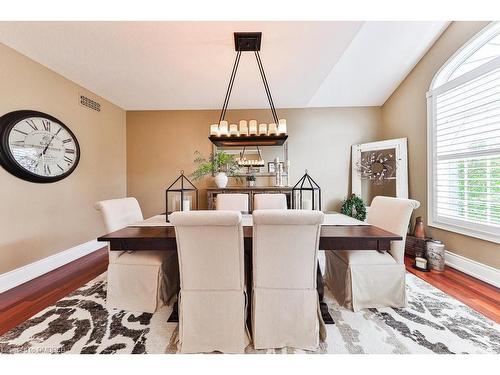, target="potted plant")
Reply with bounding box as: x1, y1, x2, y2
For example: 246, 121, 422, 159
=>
246, 174, 256, 187
191, 150, 240, 188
